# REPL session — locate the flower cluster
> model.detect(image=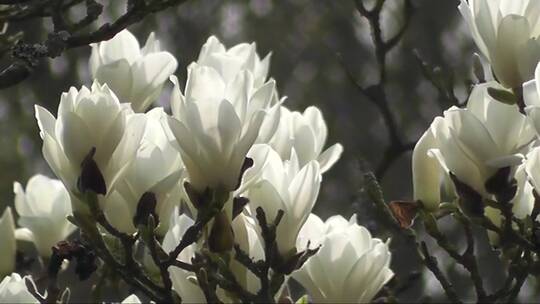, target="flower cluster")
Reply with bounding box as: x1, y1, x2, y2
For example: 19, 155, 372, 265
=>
414, 0, 540, 238
0, 30, 392, 303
